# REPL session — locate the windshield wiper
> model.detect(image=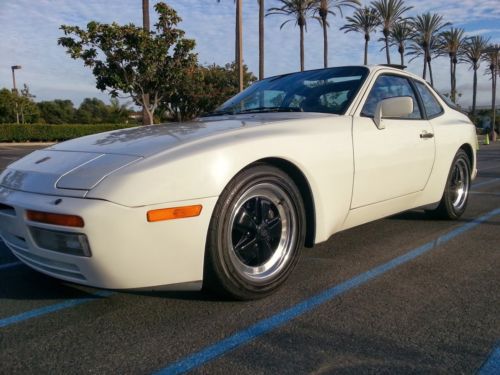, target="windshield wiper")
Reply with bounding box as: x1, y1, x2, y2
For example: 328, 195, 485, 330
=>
201, 110, 235, 117
235, 107, 303, 114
